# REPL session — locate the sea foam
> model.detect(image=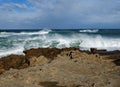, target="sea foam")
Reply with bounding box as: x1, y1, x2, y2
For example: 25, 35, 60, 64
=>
79, 29, 99, 33
0, 29, 120, 57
